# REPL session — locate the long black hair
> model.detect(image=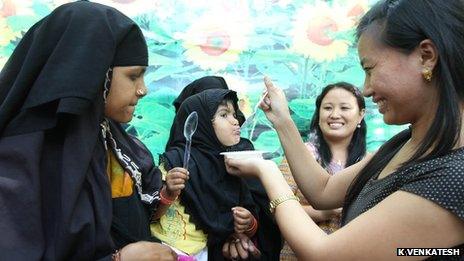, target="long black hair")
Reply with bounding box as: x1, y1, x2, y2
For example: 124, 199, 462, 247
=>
309, 82, 366, 168
342, 0, 464, 224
